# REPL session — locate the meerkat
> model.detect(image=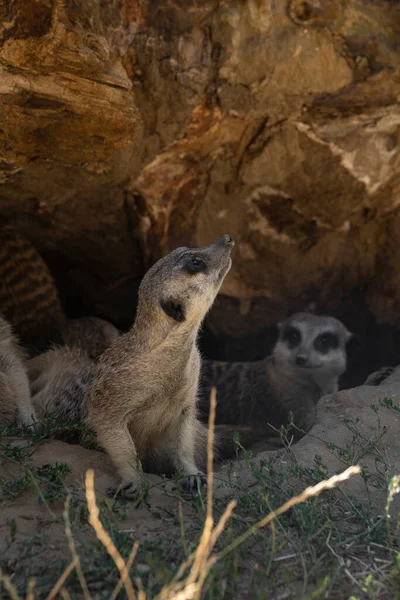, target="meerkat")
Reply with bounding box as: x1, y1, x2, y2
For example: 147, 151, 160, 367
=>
0, 315, 36, 426
0, 221, 119, 358
28, 346, 94, 426
28, 235, 234, 497
199, 313, 352, 458
363, 366, 396, 386
28, 343, 212, 465
0, 222, 65, 354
